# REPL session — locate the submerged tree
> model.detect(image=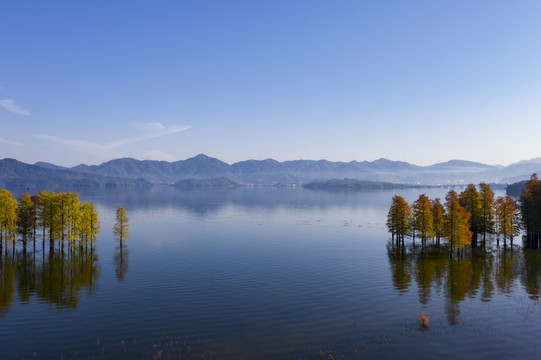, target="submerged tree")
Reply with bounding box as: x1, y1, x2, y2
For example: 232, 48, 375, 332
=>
459, 184, 482, 247
37, 190, 58, 251
113, 207, 129, 246
431, 198, 445, 247
386, 195, 412, 246
479, 183, 495, 246
81, 203, 101, 251
412, 194, 434, 251
0, 189, 102, 256
520, 174, 541, 248
495, 196, 519, 247
0, 189, 18, 254
16, 193, 36, 253
445, 190, 472, 258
